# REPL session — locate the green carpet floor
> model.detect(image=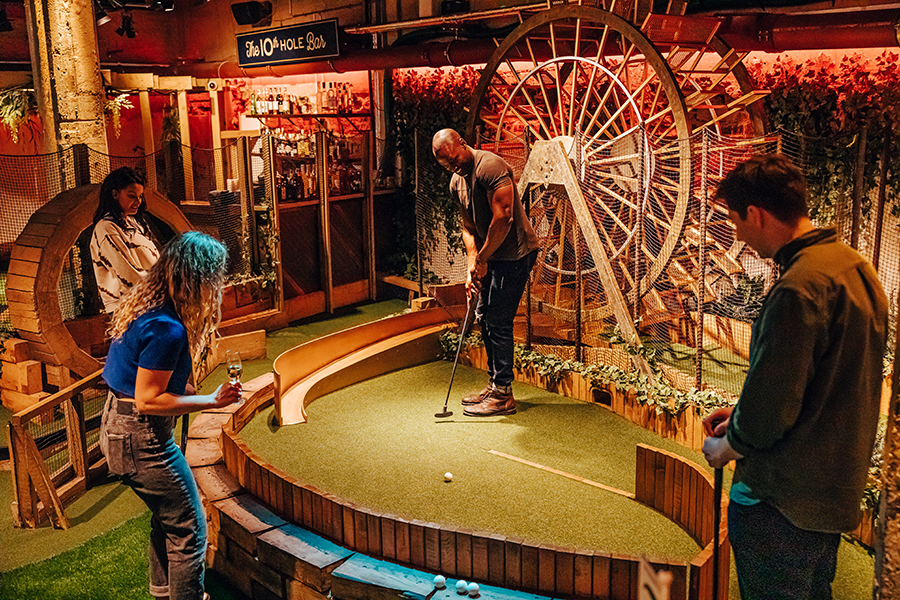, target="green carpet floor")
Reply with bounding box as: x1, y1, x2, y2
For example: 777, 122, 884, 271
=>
0, 299, 877, 599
